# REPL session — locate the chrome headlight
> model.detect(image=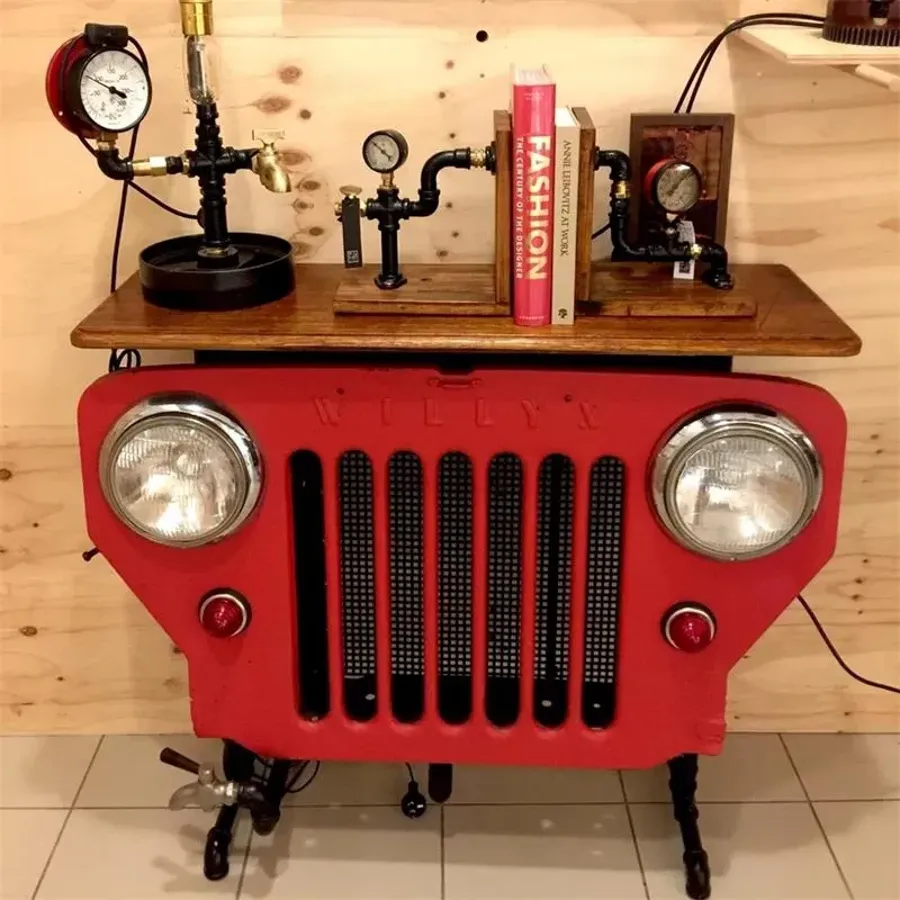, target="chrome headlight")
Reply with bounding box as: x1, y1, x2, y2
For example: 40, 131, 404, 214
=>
99, 396, 261, 547
652, 409, 822, 561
